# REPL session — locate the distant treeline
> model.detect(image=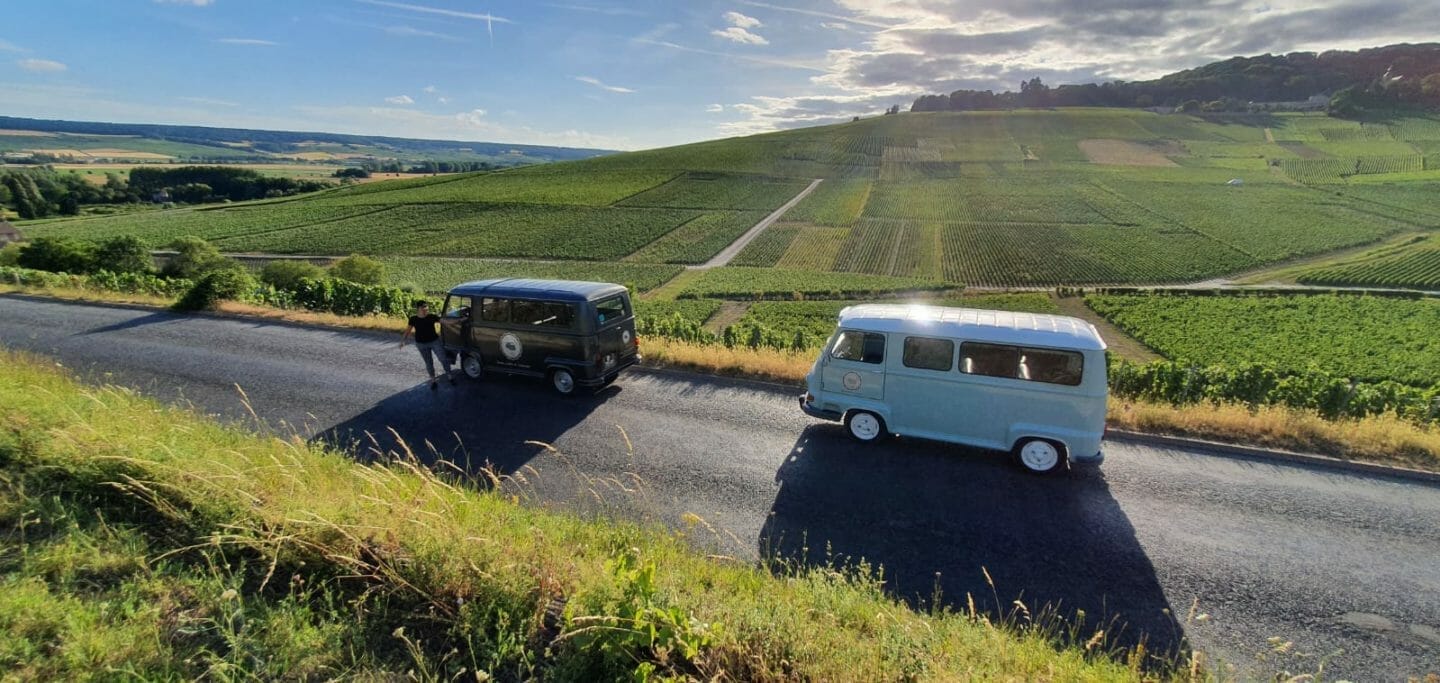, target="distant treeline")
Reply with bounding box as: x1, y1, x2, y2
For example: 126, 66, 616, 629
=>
911, 43, 1440, 115
128, 166, 329, 203
358, 160, 501, 174
0, 116, 613, 160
